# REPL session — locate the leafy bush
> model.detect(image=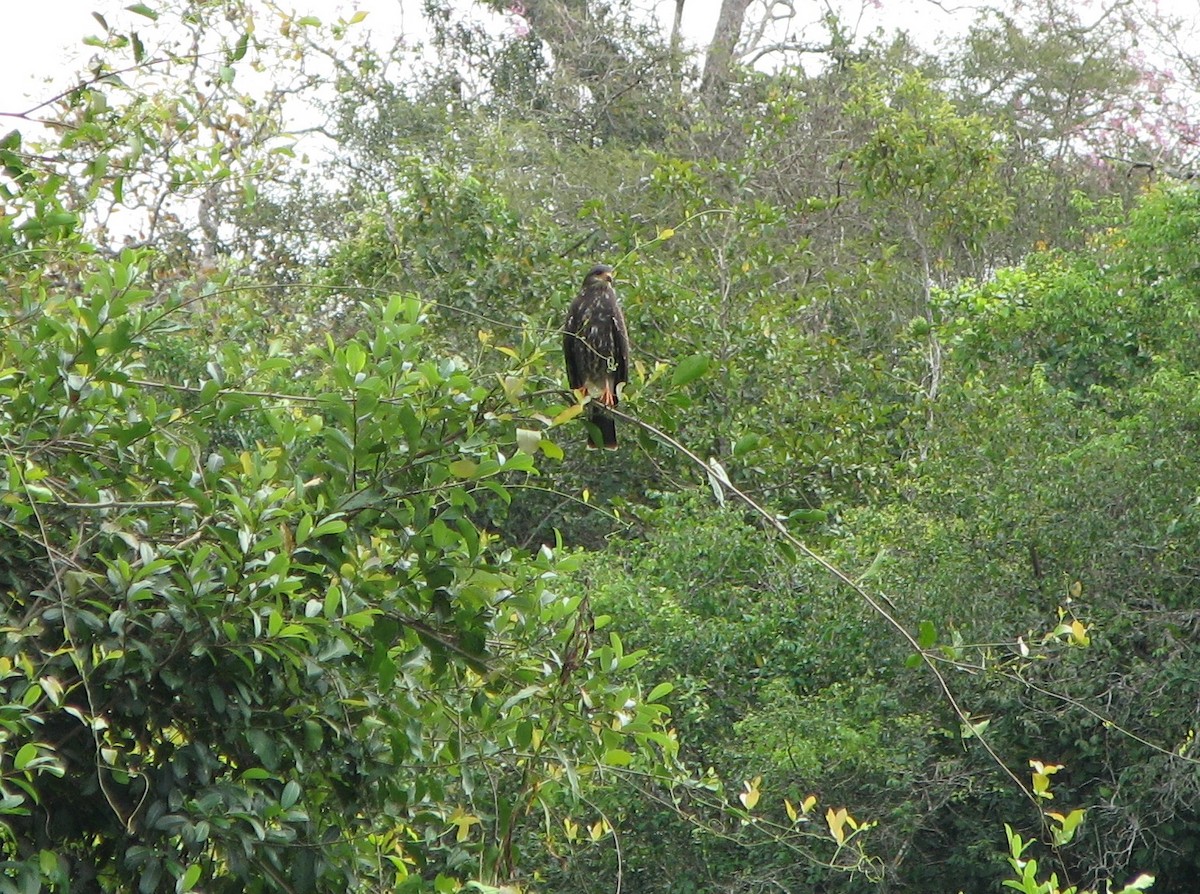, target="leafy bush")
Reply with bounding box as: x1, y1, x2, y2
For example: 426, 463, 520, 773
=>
0, 241, 676, 891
